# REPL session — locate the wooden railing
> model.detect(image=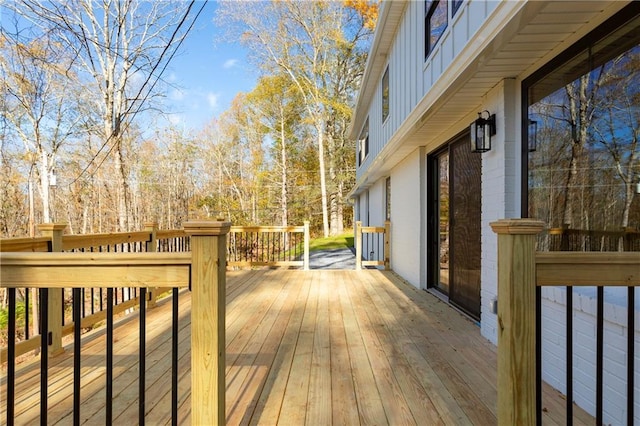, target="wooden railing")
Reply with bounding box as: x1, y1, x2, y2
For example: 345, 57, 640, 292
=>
1, 221, 310, 363
355, 220, 390, 270
0, 222, 183, 362
539, 226, 640, 252
228, 222, 310, 270
491, 219, 640, 425
1, 221, 229, 425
